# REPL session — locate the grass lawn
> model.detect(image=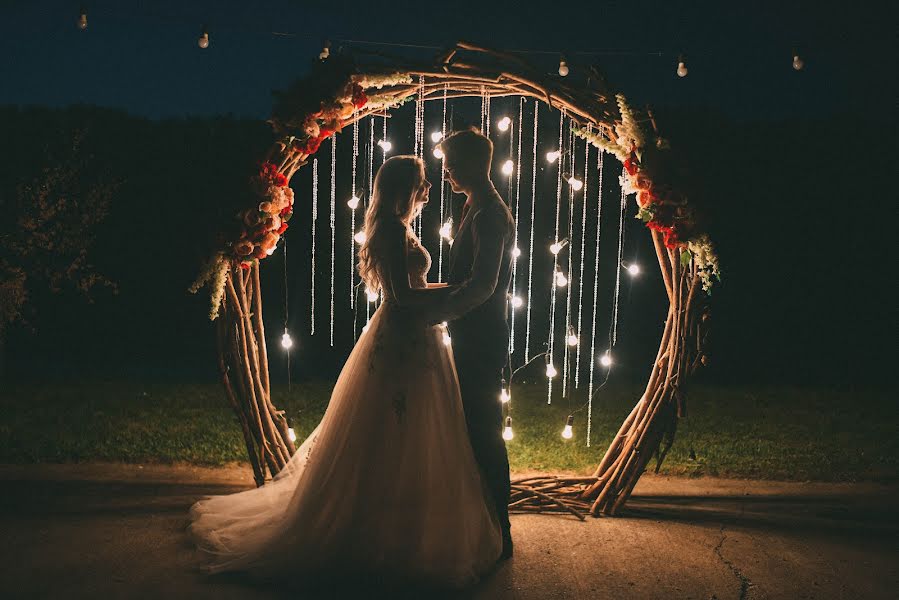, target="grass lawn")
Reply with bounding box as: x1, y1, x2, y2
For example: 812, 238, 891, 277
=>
0, 380, 895, 481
